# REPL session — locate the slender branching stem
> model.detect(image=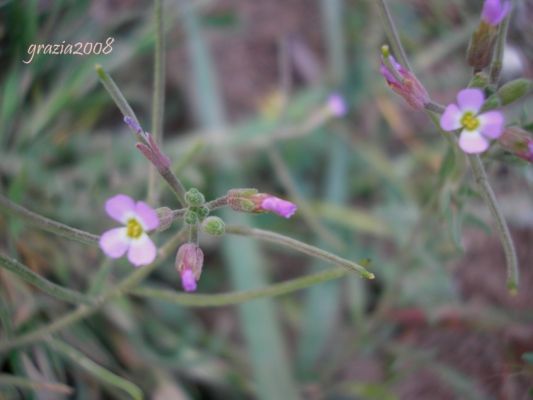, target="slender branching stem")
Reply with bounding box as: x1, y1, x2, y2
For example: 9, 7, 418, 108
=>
148, 0, 166, 205
0, 194, 99, 246
225, 225, 374, 279
467, 155, 519, 291
375, 0, 411, 70
94, 65, 141, 139
0, 254, 92, 305
132, 267, 348, 307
